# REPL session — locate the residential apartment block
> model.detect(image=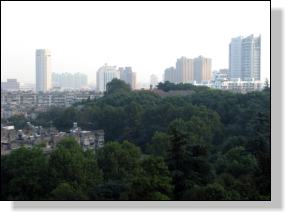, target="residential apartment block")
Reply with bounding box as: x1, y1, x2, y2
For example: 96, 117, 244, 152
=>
164, 56, 212, 84
52, 72, 88, 89
229, 34, 261, 81
1, 79, 20, 91
96, 65, 137, 92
